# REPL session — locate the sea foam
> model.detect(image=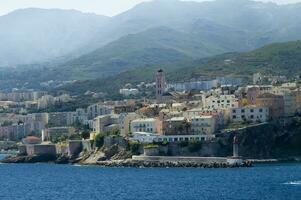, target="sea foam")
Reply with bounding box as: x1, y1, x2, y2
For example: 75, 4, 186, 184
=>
284, 181, 301, 185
